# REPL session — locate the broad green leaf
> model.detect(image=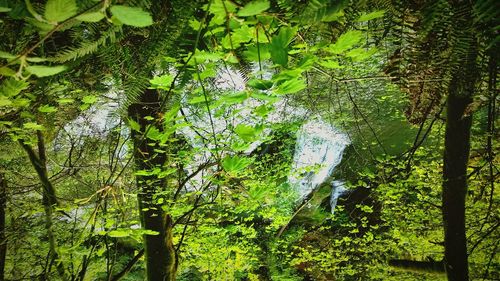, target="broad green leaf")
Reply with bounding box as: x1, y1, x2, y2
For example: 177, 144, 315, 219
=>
26, 57, 47, 62
243, 44, 271, 62
346, 47, 378, 61
0, 7, 11, 12
26, 65, 66, 77
269, 27, 296, 67
108, 229, 130, 238
220, 92, 249, 105
208, 0, 237, 25
275, 78, 306, 94
0, 67, 16, 77
128, 119, 141, 132
0, 97, 12, 106
110, 5, 153, 27
222, 155, 253, 173
188, 95, 210, 105
76, 12, 105, 22
328, 30, 364, 54
319, 60, 342, 69
57, 98, 74, 104
44, 0, 77, 22
23, 122, 45, 131
251, 92, 279, 102
38, 105, 57, 113
238, 0, 270, 17
0, 79, 29, 97
82, 95, 97, 104
356, 10, 385, 22
235, 124, 262, 142
0, 51, 15, 60
150, 74, 174, 89
247, 79, 273, 90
